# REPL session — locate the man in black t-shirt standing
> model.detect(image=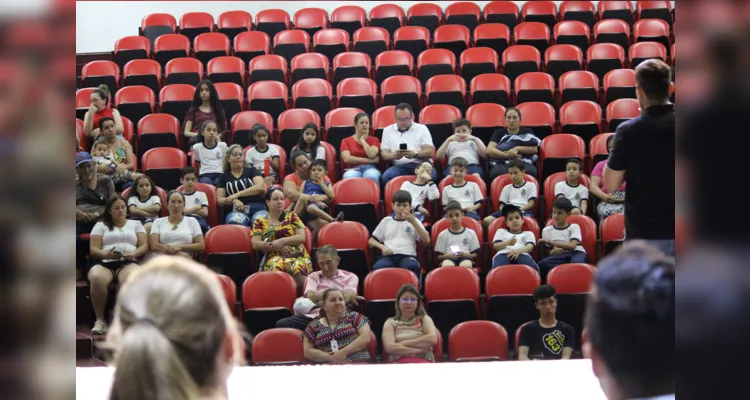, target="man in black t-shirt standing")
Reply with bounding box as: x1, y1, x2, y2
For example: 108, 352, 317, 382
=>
604, 59, 675, 256
518, 285, 575, 360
